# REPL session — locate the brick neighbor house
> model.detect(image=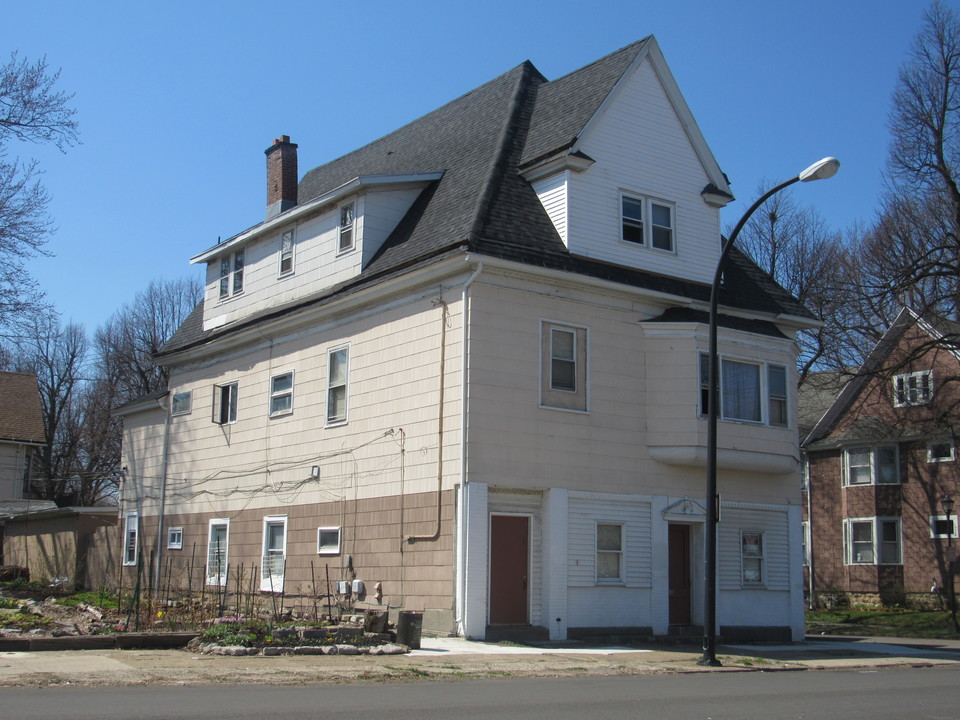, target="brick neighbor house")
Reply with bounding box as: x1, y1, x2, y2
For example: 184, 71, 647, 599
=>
802, 307, 960, 608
